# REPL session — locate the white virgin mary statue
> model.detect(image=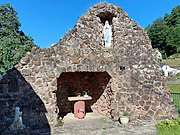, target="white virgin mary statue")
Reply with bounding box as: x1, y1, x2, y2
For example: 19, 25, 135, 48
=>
103, 21, 112, 47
